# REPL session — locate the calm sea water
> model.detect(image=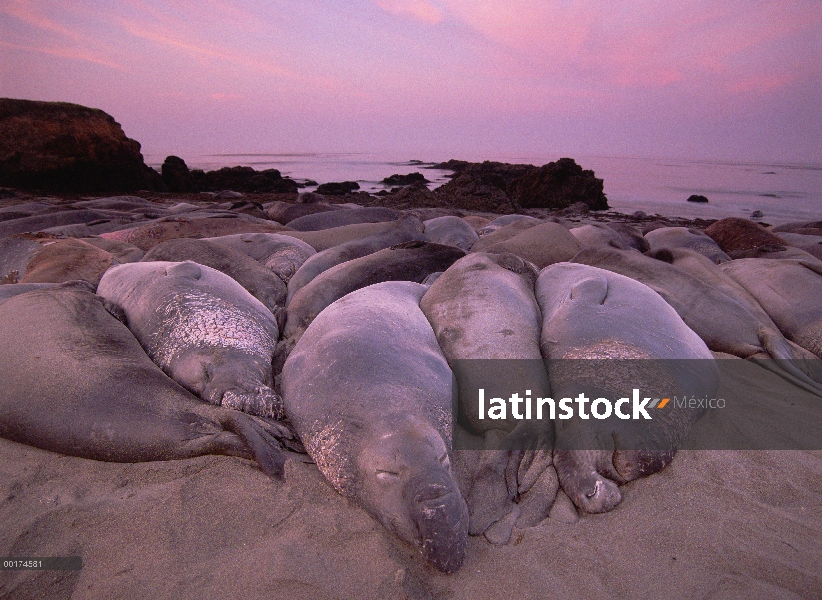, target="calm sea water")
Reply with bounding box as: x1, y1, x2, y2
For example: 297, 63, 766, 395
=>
144, 152, 822, 225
